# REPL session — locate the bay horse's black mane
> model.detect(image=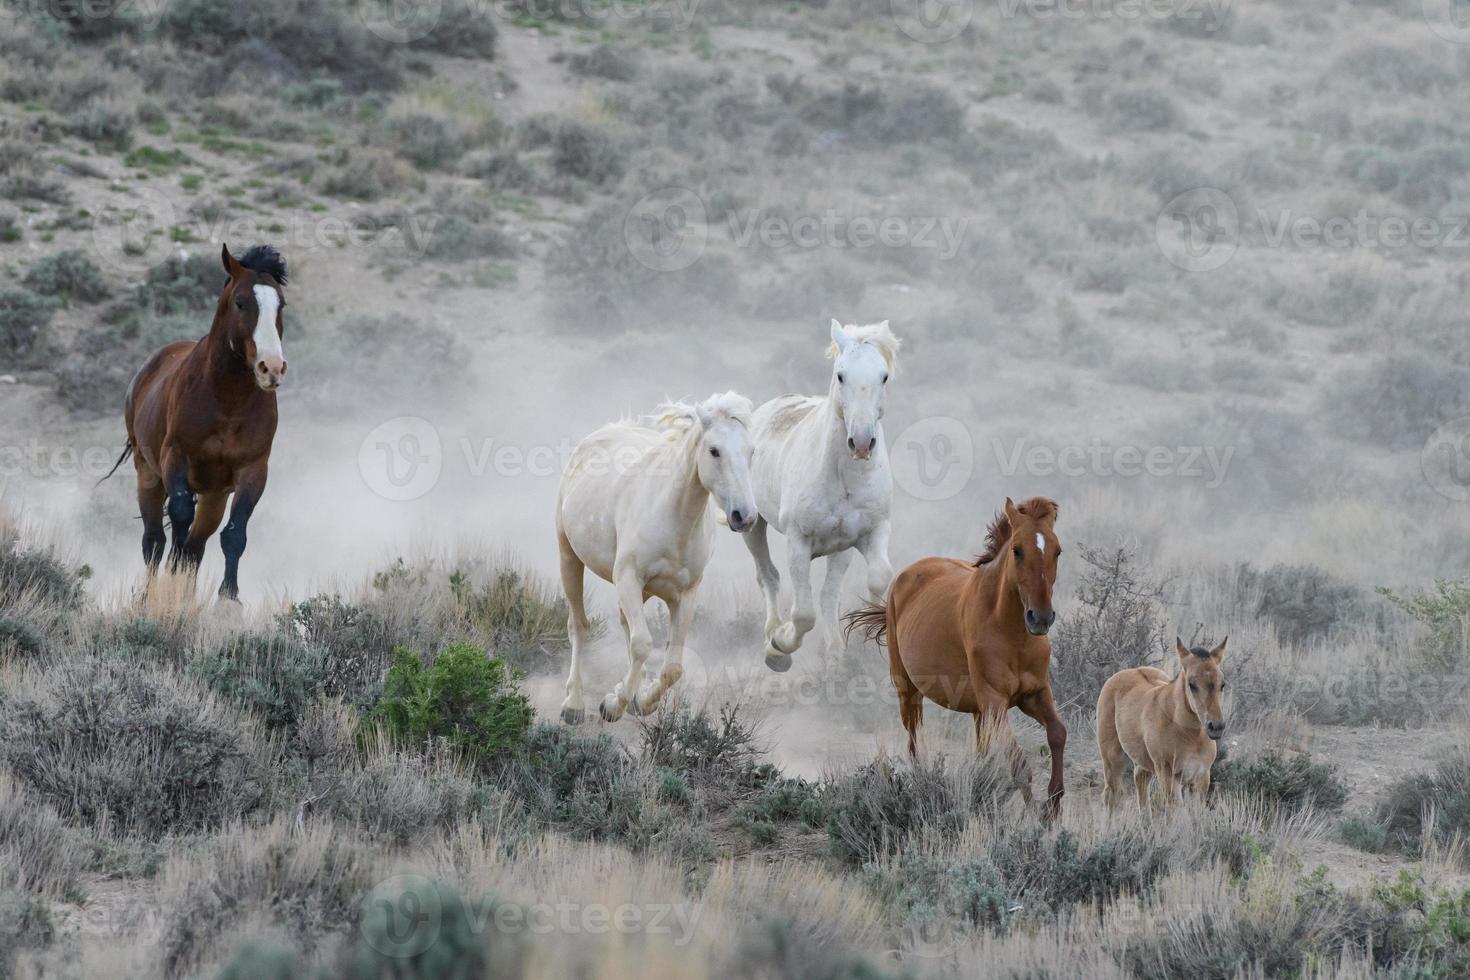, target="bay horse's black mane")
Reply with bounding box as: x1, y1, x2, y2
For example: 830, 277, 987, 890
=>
239, 245, 288, 285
